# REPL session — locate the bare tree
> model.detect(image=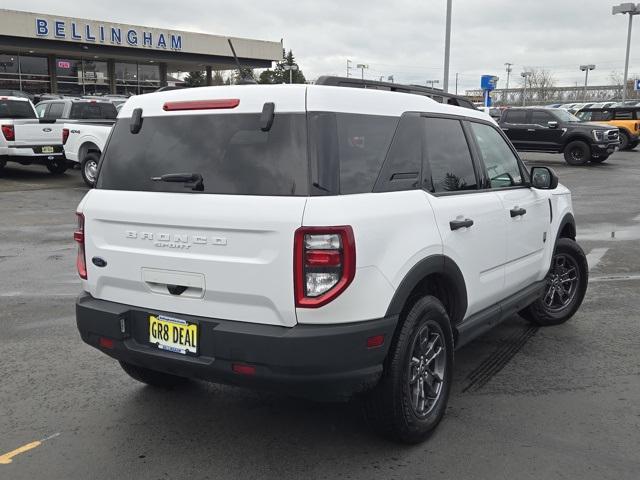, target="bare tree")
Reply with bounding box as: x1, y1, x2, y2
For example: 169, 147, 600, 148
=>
521, 68, 556, 103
